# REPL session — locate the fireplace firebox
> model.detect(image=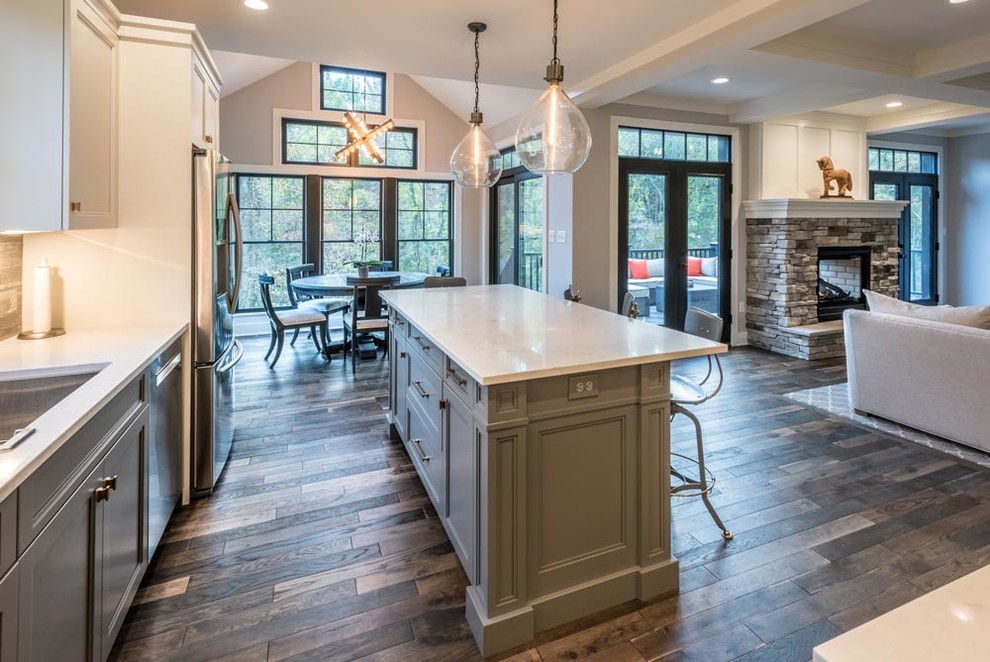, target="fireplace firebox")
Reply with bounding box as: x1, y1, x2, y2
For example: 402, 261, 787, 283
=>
817, 246, 871, 322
